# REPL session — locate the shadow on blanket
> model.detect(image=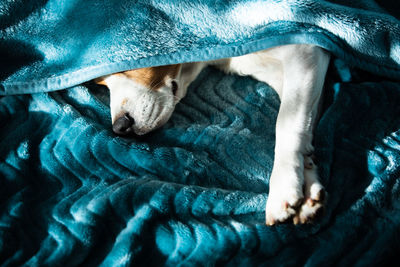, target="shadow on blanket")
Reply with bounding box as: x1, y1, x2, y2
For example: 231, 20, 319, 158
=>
0, 40, 44, 81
